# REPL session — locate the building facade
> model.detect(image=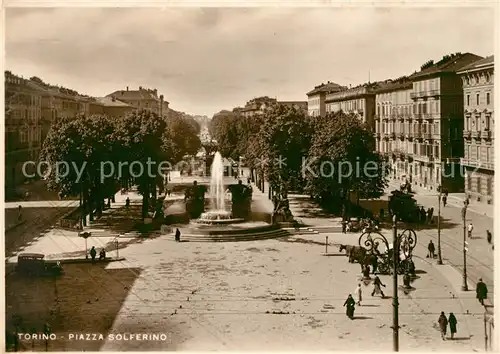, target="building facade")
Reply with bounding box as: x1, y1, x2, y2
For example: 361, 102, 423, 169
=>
5, 72, 43, 190
106, 86, 168, 117
241, 96, 278, 117
278, 101, 308, 113
325, 83, 377, 127
458, 56, 494, 204
402, 52, 483, 192
374, 78, 413, 181
306, 82, 345, 117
